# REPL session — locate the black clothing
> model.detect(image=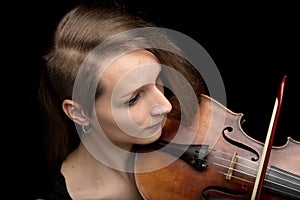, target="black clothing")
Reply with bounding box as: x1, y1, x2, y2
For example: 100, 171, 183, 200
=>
44, 163, 72, 200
